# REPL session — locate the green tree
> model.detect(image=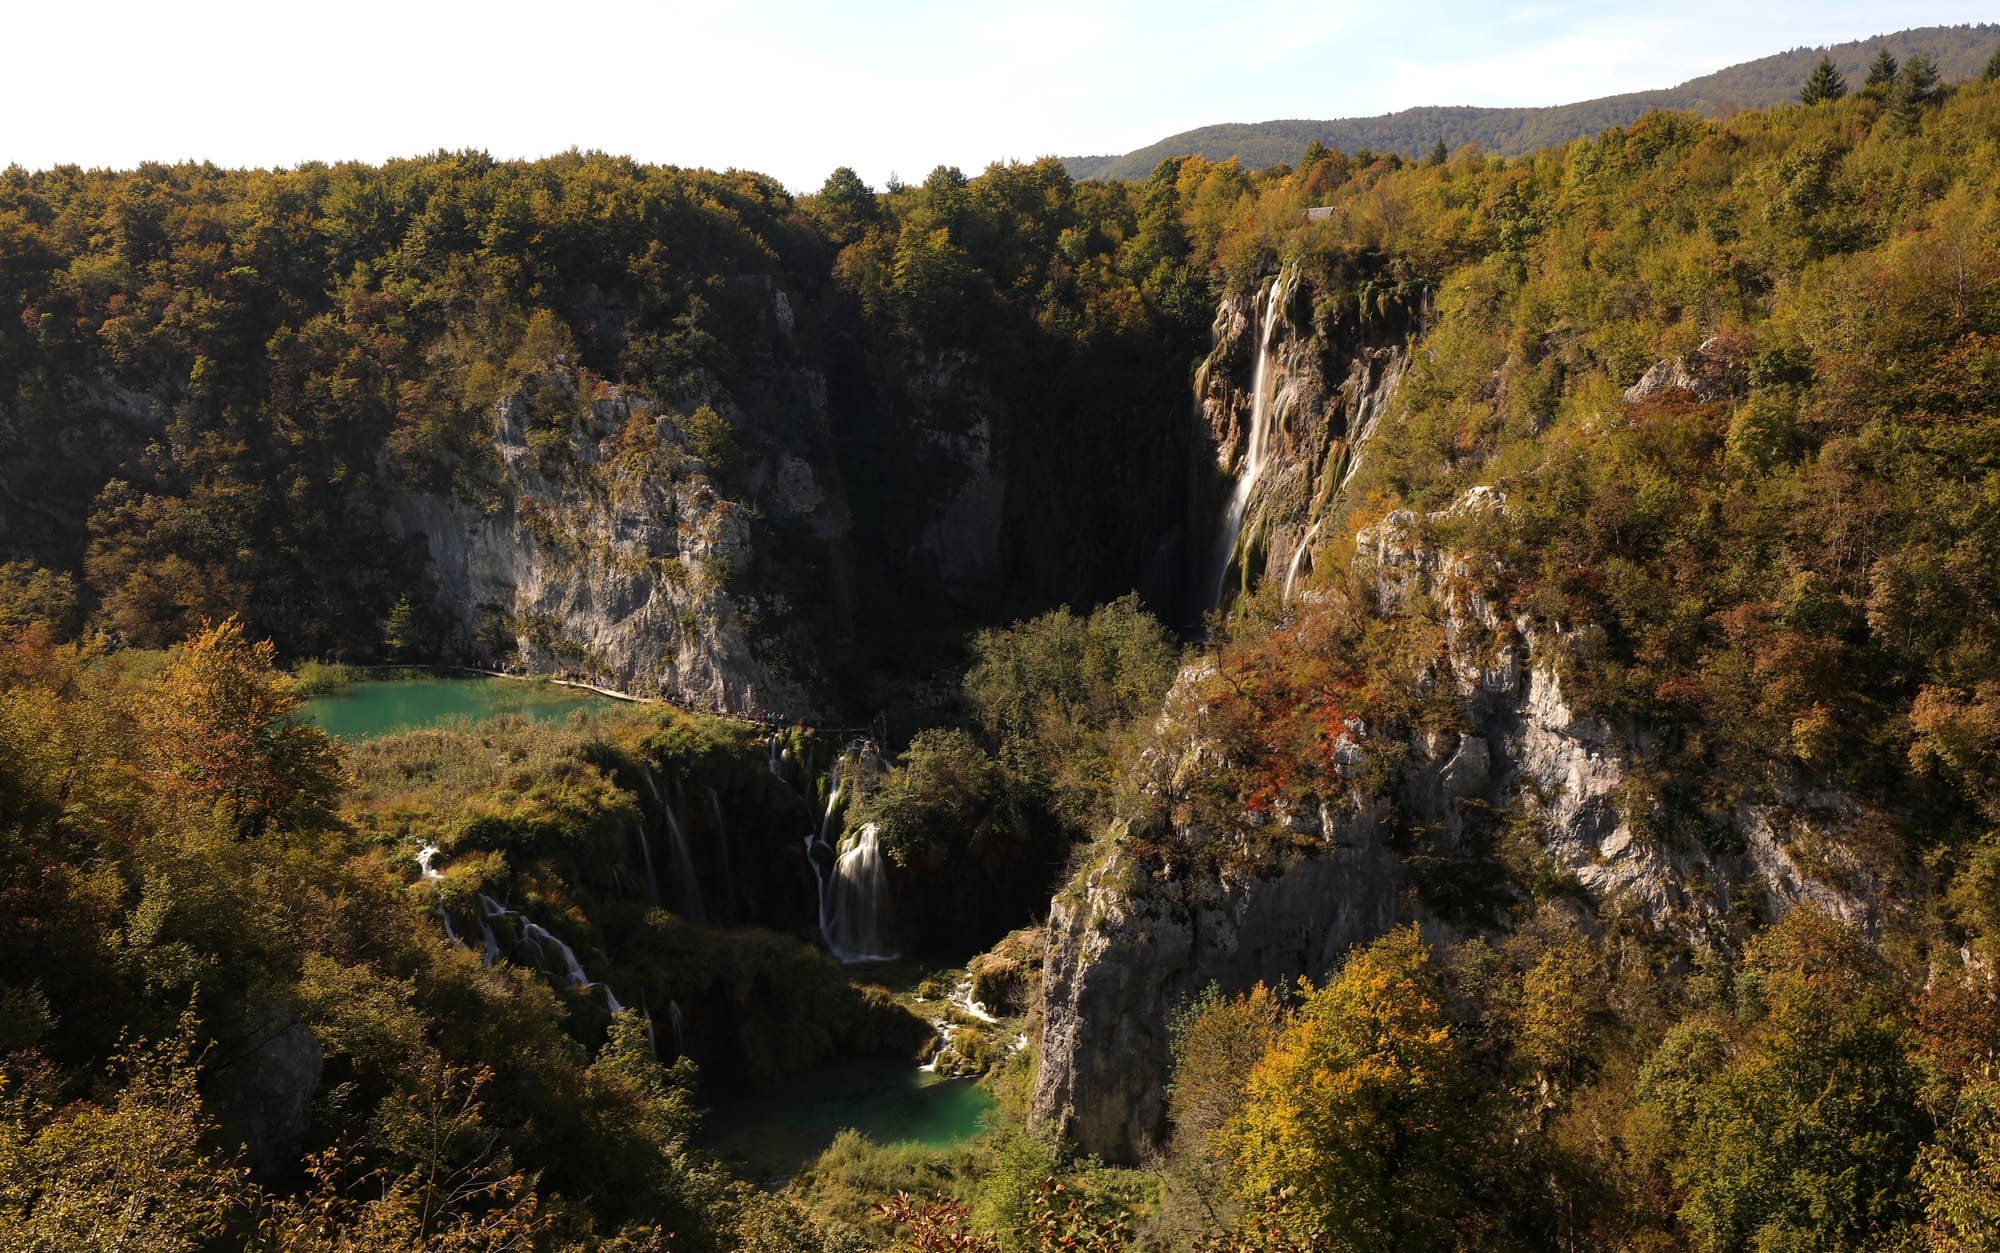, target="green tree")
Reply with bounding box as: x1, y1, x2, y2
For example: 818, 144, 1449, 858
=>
1799, 54, 1847, 104
1668, 913, 1928, 1252
1864, 47, 1900, 97
0, 1020, 248, 1252
1986, 40, 2000, 81
137, 618, 344, 838
964, 594, 1177, 827
811, 166, 880, 250
1890, 51, 1945, 130
1164, 984, 1285, 1229
1517, 940, 1603, 1094
0, 563, 81, 638
1918, 1077, 2000, 1253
